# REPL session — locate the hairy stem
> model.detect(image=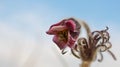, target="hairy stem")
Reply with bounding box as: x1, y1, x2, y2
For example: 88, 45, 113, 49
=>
80, 61, 91, 67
